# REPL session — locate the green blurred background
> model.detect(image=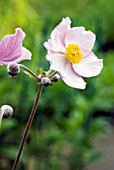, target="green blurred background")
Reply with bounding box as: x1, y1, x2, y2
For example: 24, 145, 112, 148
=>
0, 0, 114, 169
